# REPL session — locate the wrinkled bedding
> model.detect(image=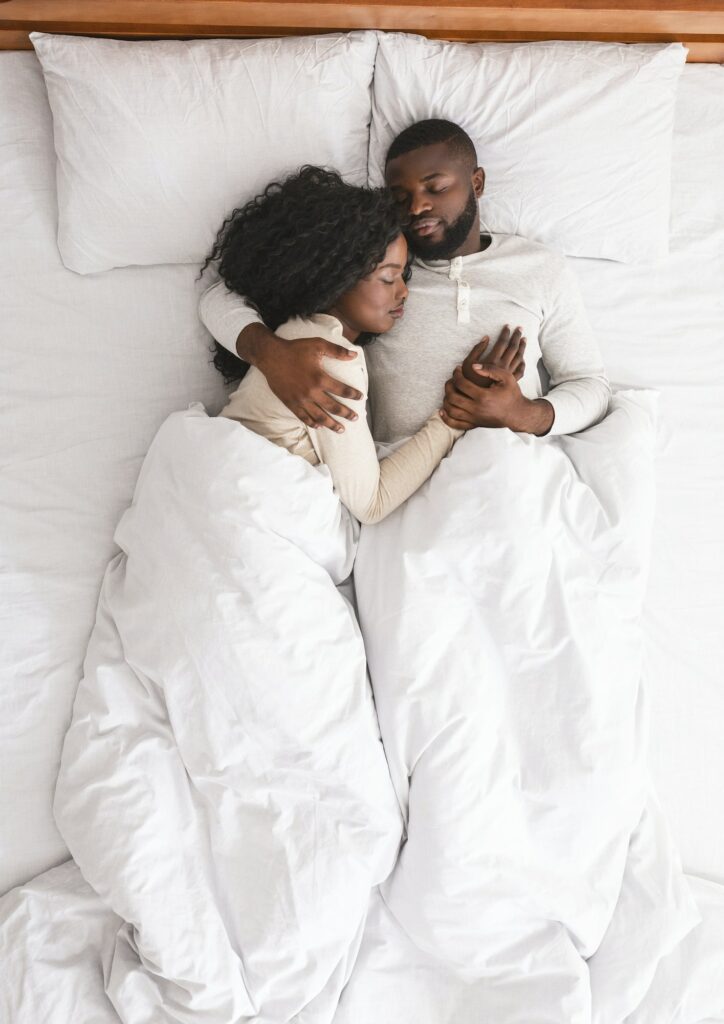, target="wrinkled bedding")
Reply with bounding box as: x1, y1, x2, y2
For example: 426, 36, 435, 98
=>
47, 406, 402, 1024
351, 391, 700, 1021
1, 397, 722, 1023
